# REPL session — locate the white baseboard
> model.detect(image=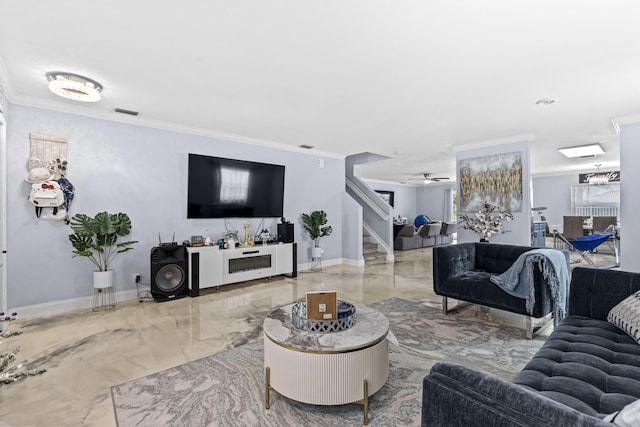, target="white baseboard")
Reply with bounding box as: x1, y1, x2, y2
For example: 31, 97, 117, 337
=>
296, 257, 352, 272
12, 289, 139, 319
14, 258, 368, 319
342, 257, 366, 267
